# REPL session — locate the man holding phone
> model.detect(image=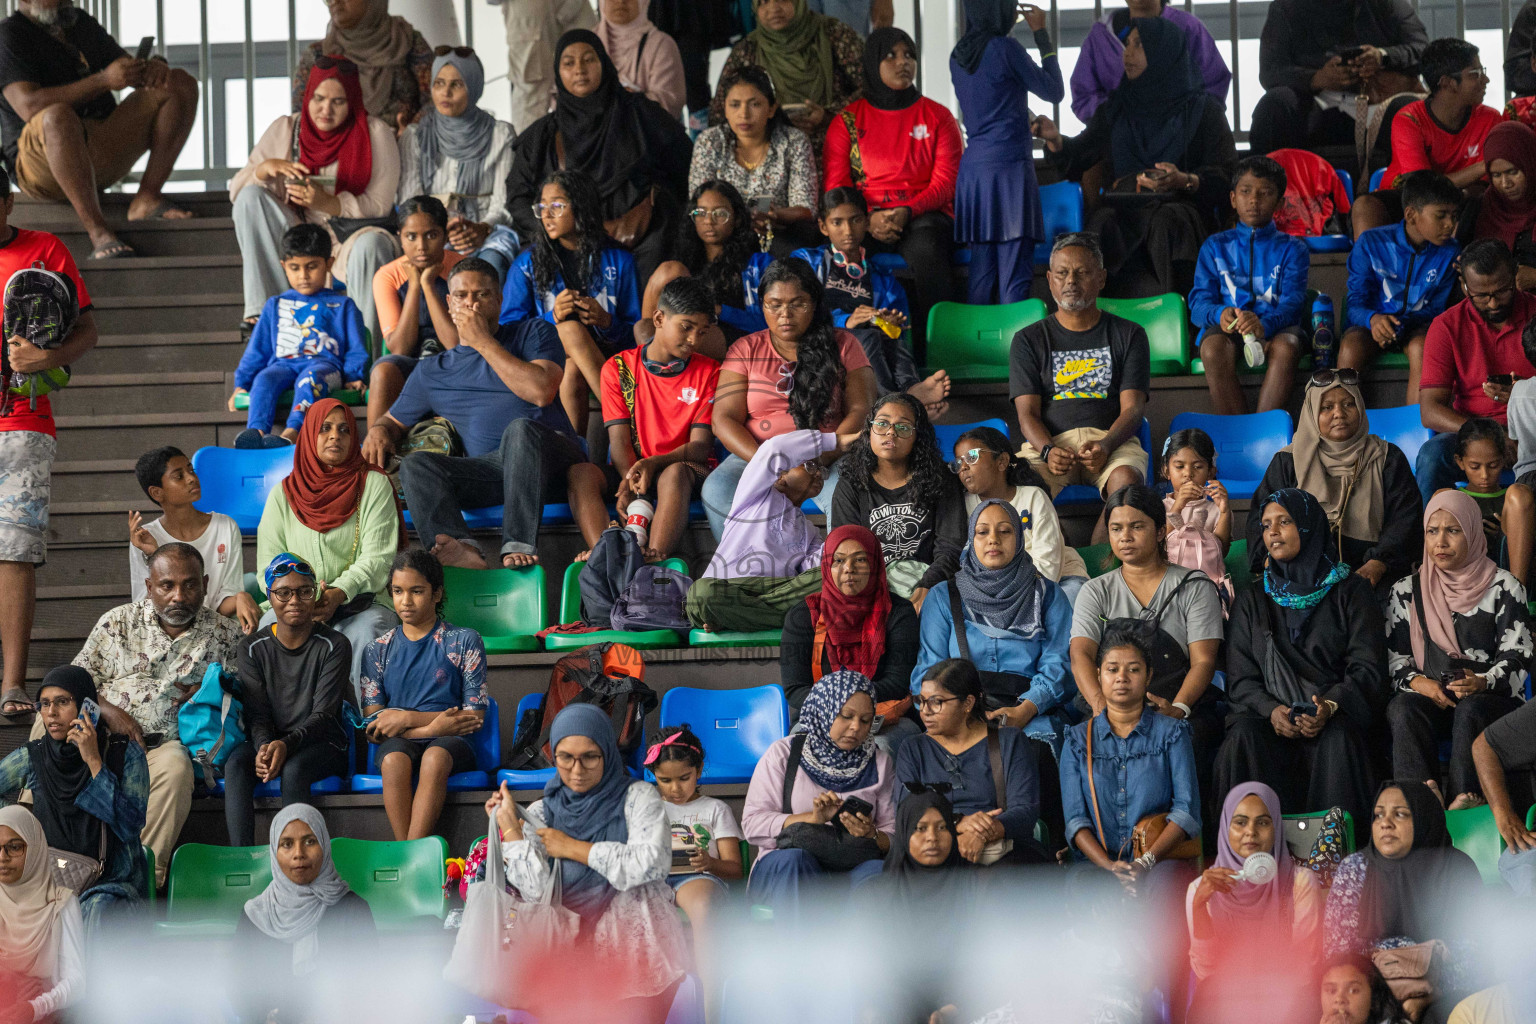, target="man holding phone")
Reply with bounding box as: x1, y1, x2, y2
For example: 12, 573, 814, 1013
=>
0, 1, 200, 258
1416, 239, 1536, 501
